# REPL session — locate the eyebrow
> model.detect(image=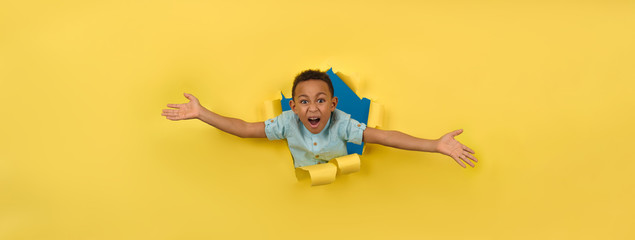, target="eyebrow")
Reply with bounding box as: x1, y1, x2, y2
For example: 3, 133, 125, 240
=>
298, 92, 327, 99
